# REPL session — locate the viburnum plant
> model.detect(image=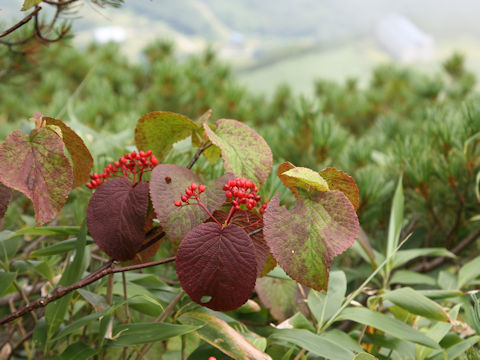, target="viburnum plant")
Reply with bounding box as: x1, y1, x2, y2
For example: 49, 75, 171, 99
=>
0, 110, 359, 357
